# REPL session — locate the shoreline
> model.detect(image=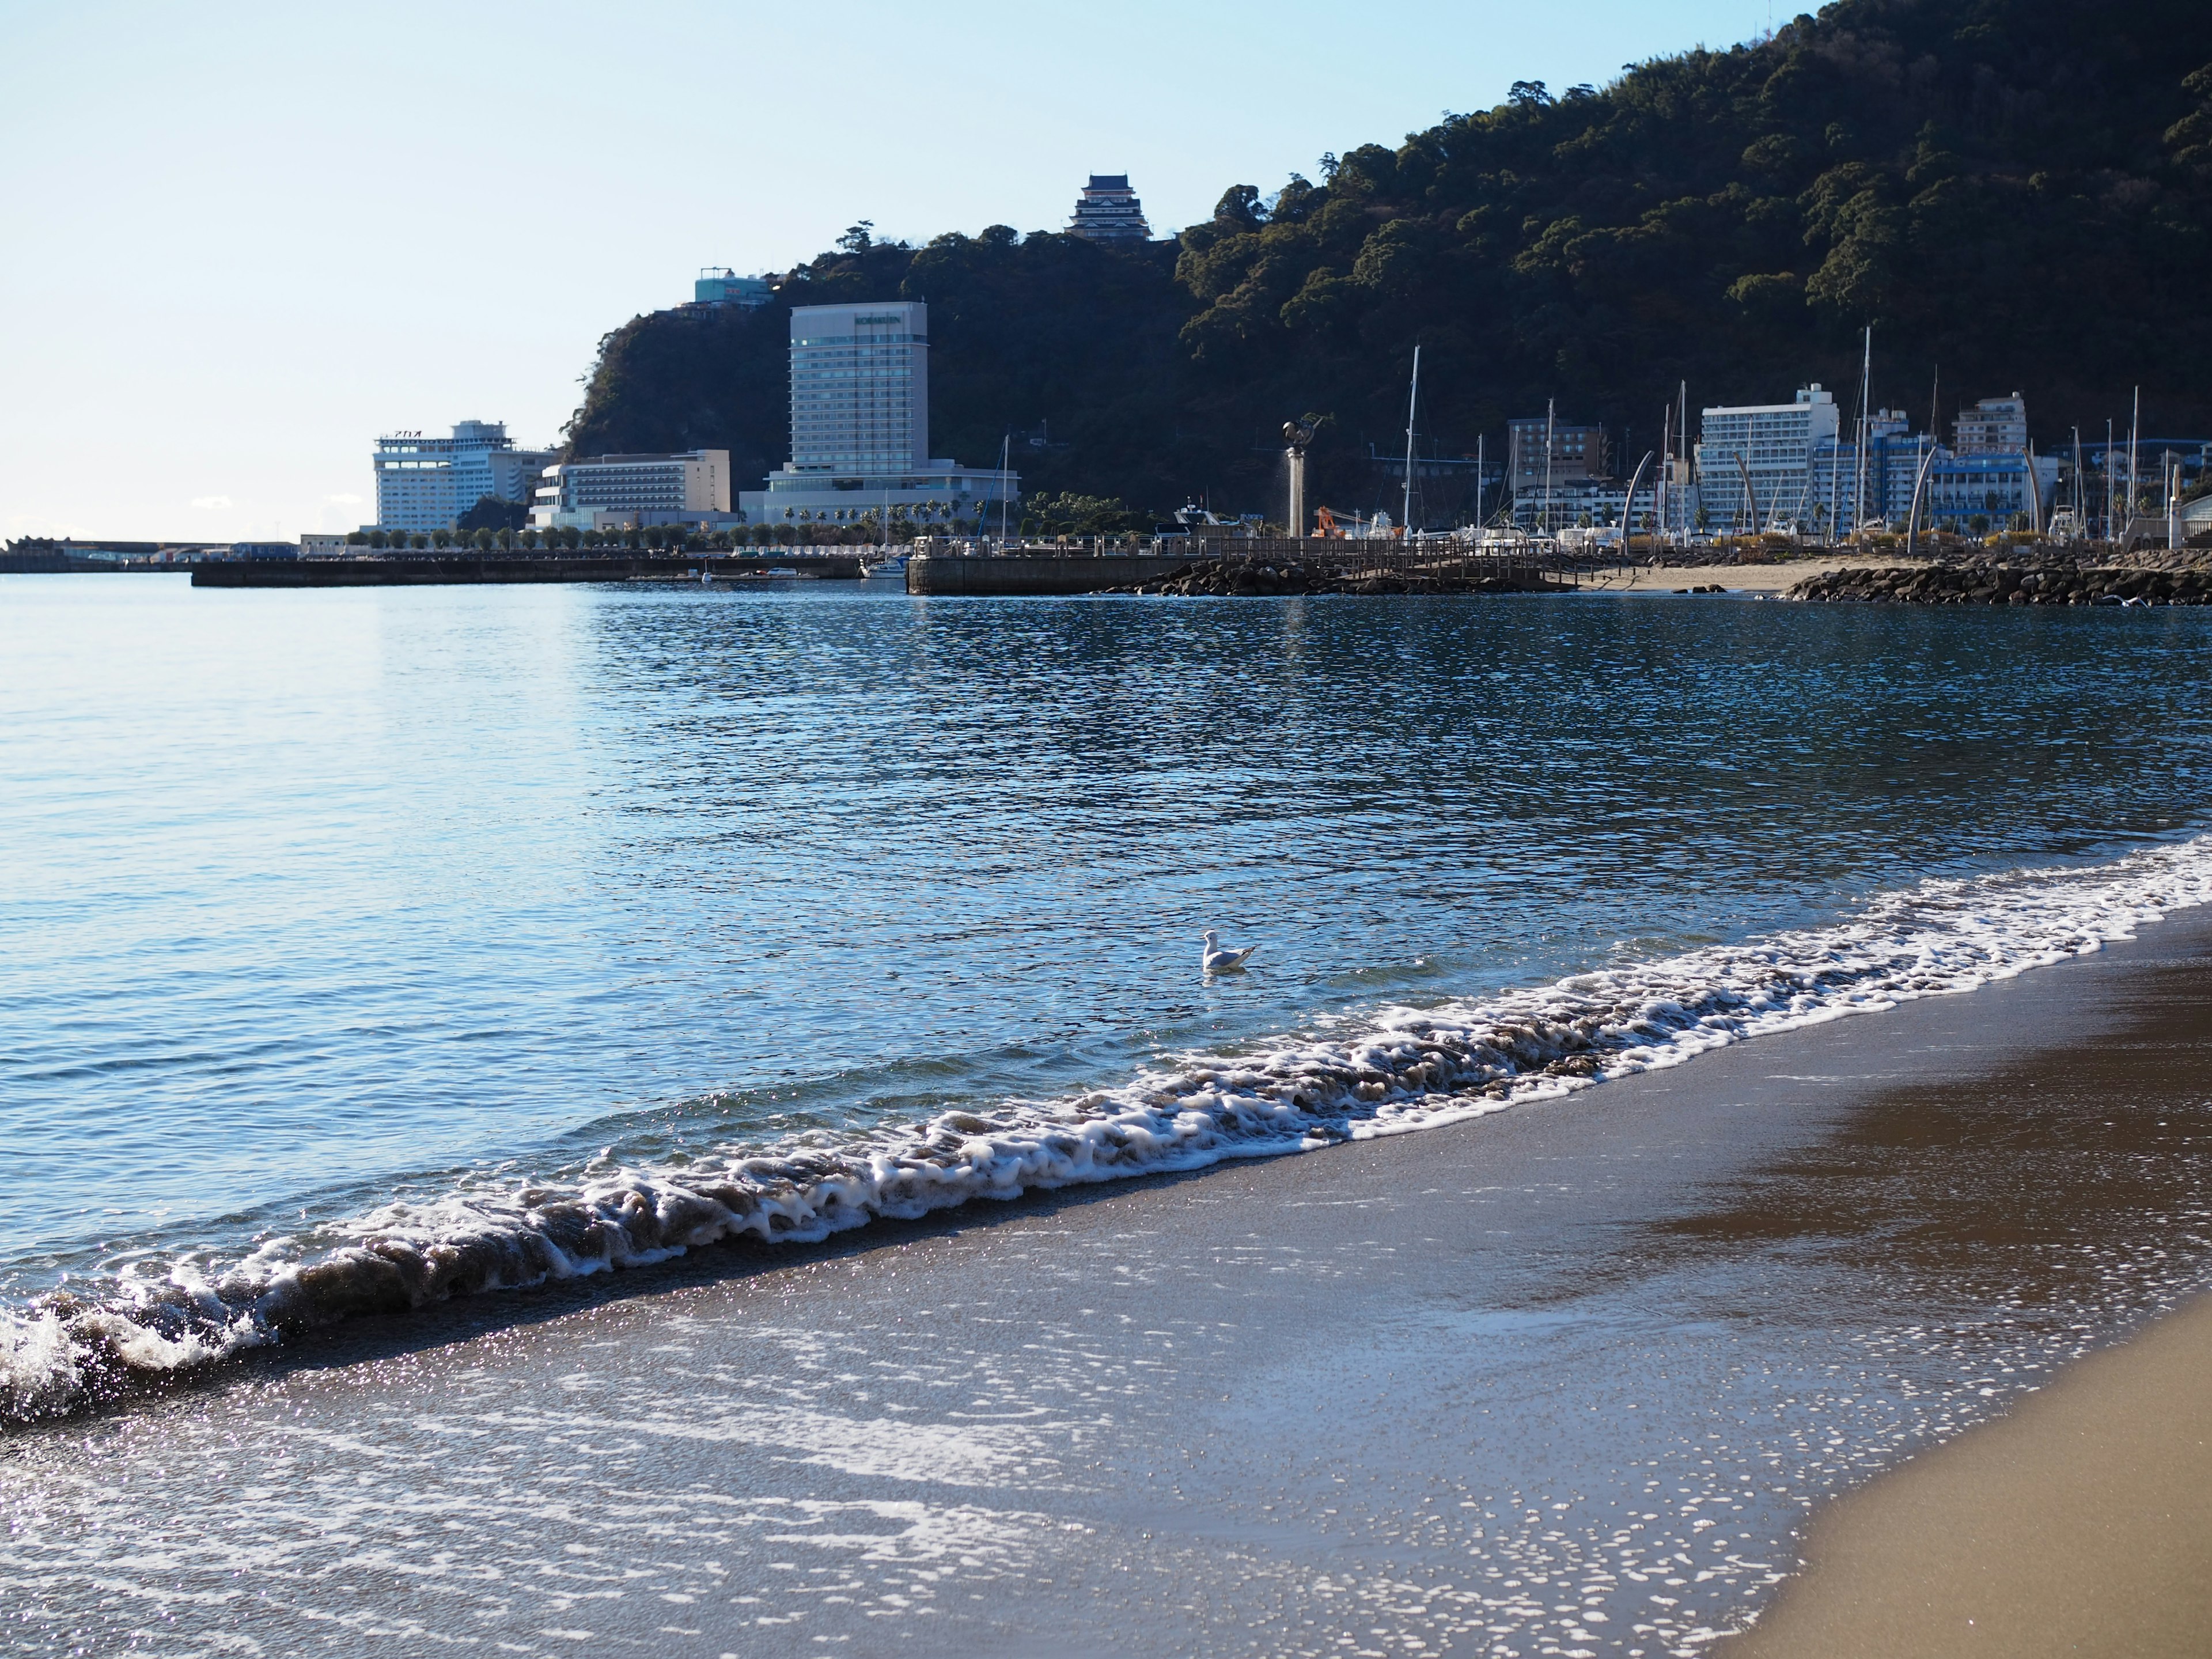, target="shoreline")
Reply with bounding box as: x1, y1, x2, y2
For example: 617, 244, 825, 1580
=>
1593, 555, 1910, 593
1722, 1287, 2212, 1657
6, 908, 2212, 1653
